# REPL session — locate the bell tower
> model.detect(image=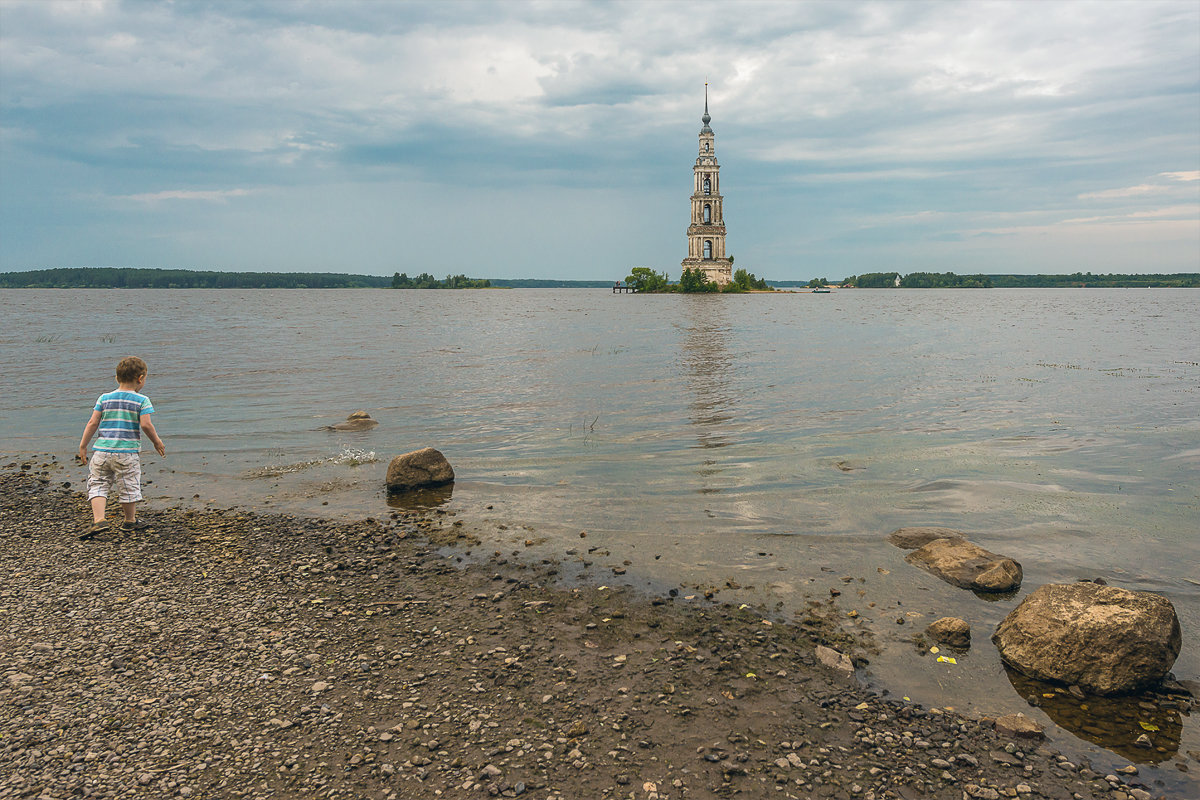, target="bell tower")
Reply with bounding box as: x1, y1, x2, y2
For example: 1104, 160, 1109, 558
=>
681, 85, 733, 286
